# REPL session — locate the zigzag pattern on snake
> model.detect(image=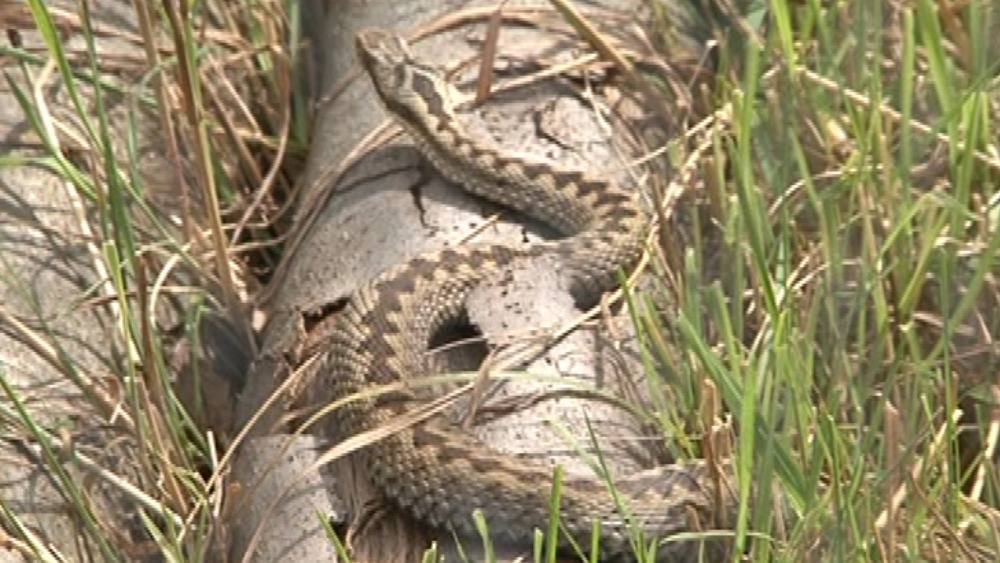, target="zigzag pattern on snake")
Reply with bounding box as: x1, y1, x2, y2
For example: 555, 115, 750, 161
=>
306, 27, 738, 561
